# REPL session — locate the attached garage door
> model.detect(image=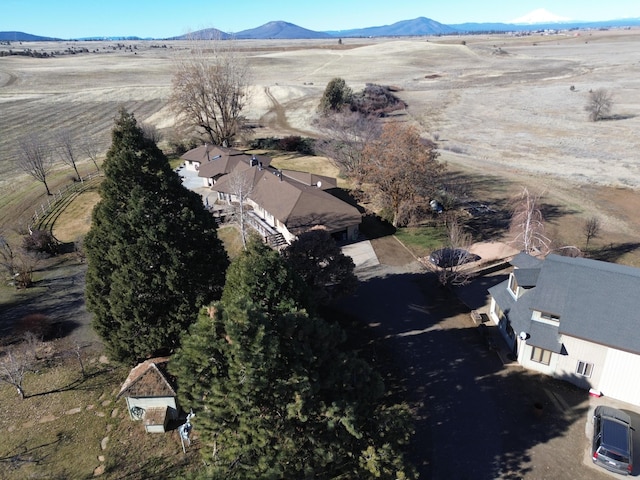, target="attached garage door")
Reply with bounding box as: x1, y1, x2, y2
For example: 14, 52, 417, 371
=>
597, 348, 640, 406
